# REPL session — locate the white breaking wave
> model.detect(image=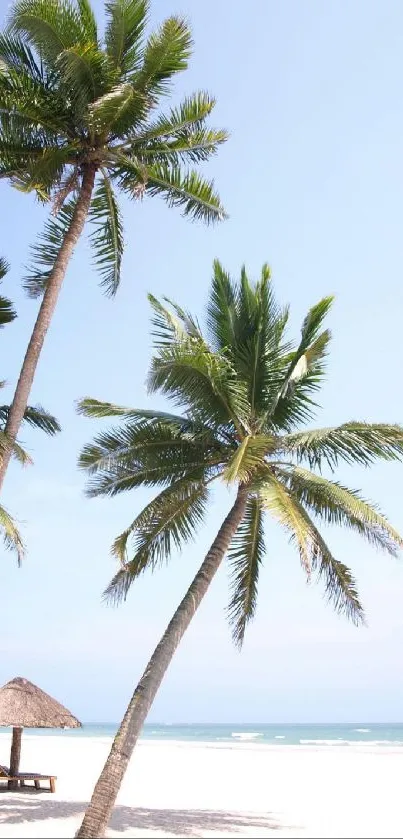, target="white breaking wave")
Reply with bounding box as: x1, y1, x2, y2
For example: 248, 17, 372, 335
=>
275, 735, 285, 739
300, 738, 403, 747
231, 732, 263, 740
354, 728, 370, 733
